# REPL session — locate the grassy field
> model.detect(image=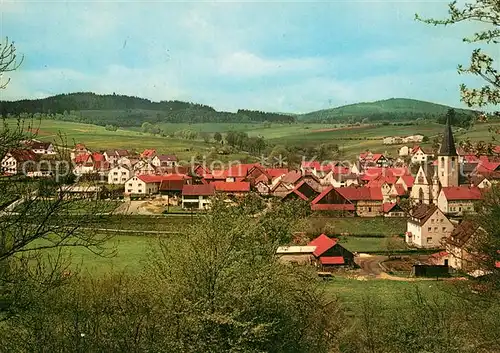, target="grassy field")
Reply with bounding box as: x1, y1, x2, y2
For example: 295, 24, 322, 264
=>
309, 217, 407, 236
322, 277, 447, 313
7, 118, 500, 161
339, 236, 407, 252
